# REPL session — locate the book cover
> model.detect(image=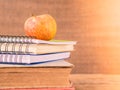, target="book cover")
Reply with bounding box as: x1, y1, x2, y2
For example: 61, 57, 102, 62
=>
0, 52, 70, 64
0, 60, 73, 88
4, 87, 75, 90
